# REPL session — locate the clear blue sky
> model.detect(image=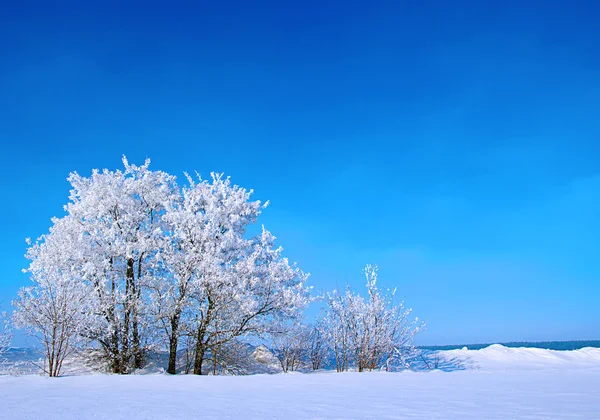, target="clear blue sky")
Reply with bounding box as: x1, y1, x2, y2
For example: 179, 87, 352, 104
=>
1, 1, 599, 345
